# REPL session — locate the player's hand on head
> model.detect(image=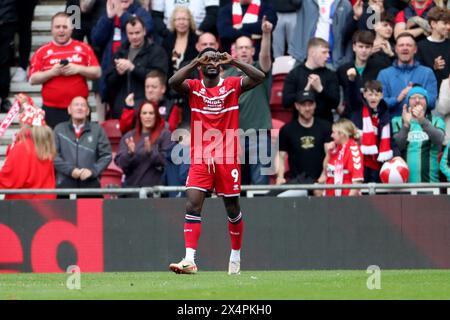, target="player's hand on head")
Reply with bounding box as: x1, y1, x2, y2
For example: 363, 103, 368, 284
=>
217, 52, 233, 66
197, 51, 215, 65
